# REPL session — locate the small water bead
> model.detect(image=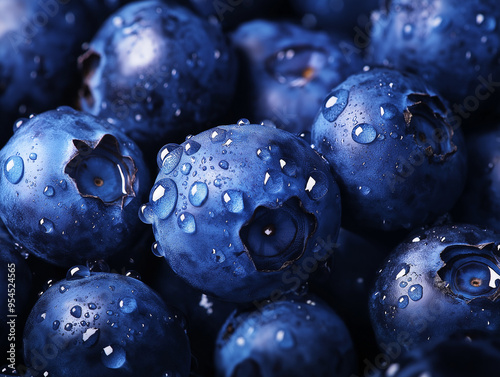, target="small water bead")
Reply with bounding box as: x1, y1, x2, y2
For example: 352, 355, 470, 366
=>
82, 328, 100, 347
184, 140, 201, 156
322, 89, 349, 122
305, 171, 328, 200
180, 163, 192, 175
177, 212, 196, 234
188, 181, 209, 207
43, 185, 55, 197
214, 178, 222, 187
380, 103, 398, 120
263, 169, 284, 193
29, 153, 37, 160
408, 284, 423, 301
256, 147, 272, 161
275, 329, 295, 348
222, 190, 244, 213
101, 345, 127, 369
395, 264, 411, 280
64, 323, 73, 331
280, 159, 297, 177
219, 160, 229, 170
397, 295, 409, 309
66, 265, 91, 280
237, 118, 250, 126
358, 186, 371, 196
402, 23, 414, 39
52, 320, 60, 330
59, 285, 68, 294
70, 305, 82, 318
151, 241, 164, 257
211, 249, 226, 263
210, 128, 227, 143
157, 144, 182, 172
399, 281, 408, 288
150, 178, 178, 219
4, 155, 24, 184
352, 124, 377, 144
138, 203, 155, 224
39, 218, 54, 234
88, 303, 97, 310
119, 297, 137, 314
13, 118, 29, 132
